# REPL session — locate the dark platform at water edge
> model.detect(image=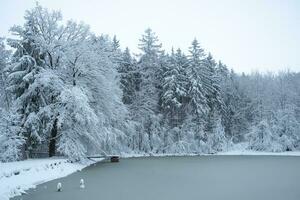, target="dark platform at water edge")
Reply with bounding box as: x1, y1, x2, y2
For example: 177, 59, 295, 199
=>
11, 156, 300, 200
